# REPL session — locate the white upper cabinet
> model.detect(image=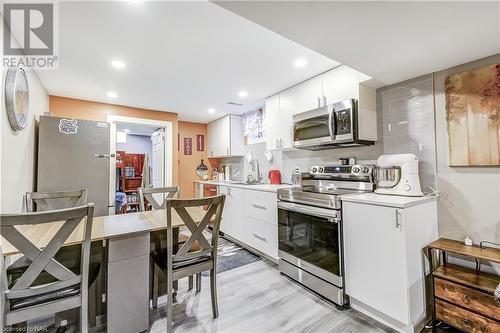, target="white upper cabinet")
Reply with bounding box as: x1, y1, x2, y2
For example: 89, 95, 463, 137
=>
207, 115, 243, 157
276, 89, 295, 149
289, 75, 323, 115
322, 66, 359, 105
265, 94, 281, 150
264, 65, 375, 151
